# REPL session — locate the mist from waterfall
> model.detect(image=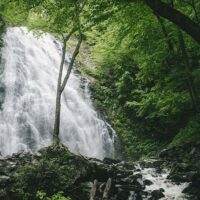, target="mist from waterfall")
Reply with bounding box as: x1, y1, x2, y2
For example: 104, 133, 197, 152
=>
0, 27, 116, 159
